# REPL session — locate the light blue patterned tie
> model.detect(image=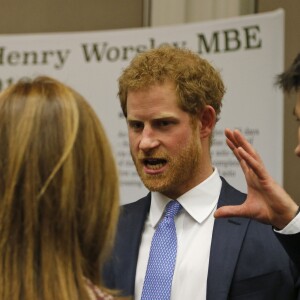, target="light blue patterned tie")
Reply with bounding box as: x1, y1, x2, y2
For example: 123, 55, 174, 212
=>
141, 200, 182, 300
